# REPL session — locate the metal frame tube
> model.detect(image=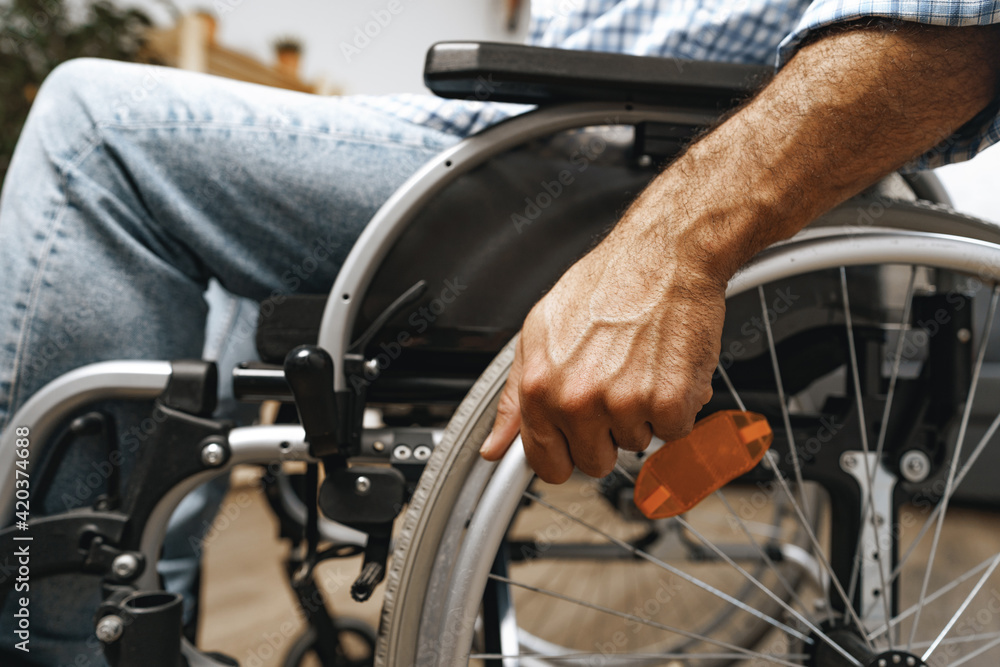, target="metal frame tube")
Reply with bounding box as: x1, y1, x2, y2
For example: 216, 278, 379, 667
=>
1, 361, 173, 524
